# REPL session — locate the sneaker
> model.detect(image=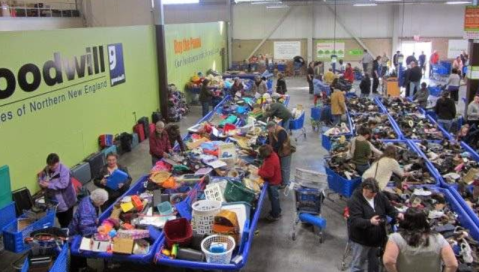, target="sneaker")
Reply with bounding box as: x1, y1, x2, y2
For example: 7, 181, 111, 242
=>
266, 215, 281, 221
461, 239, 474, 264
428, 210, 445, 219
